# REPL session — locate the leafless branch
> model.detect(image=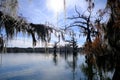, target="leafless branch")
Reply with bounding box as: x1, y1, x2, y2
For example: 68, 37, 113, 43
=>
67, 6, 89, 22
68, 15, 88, 21
65, 24, 87, 31
75, 6, 81, 17
73, 21, 87, 25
